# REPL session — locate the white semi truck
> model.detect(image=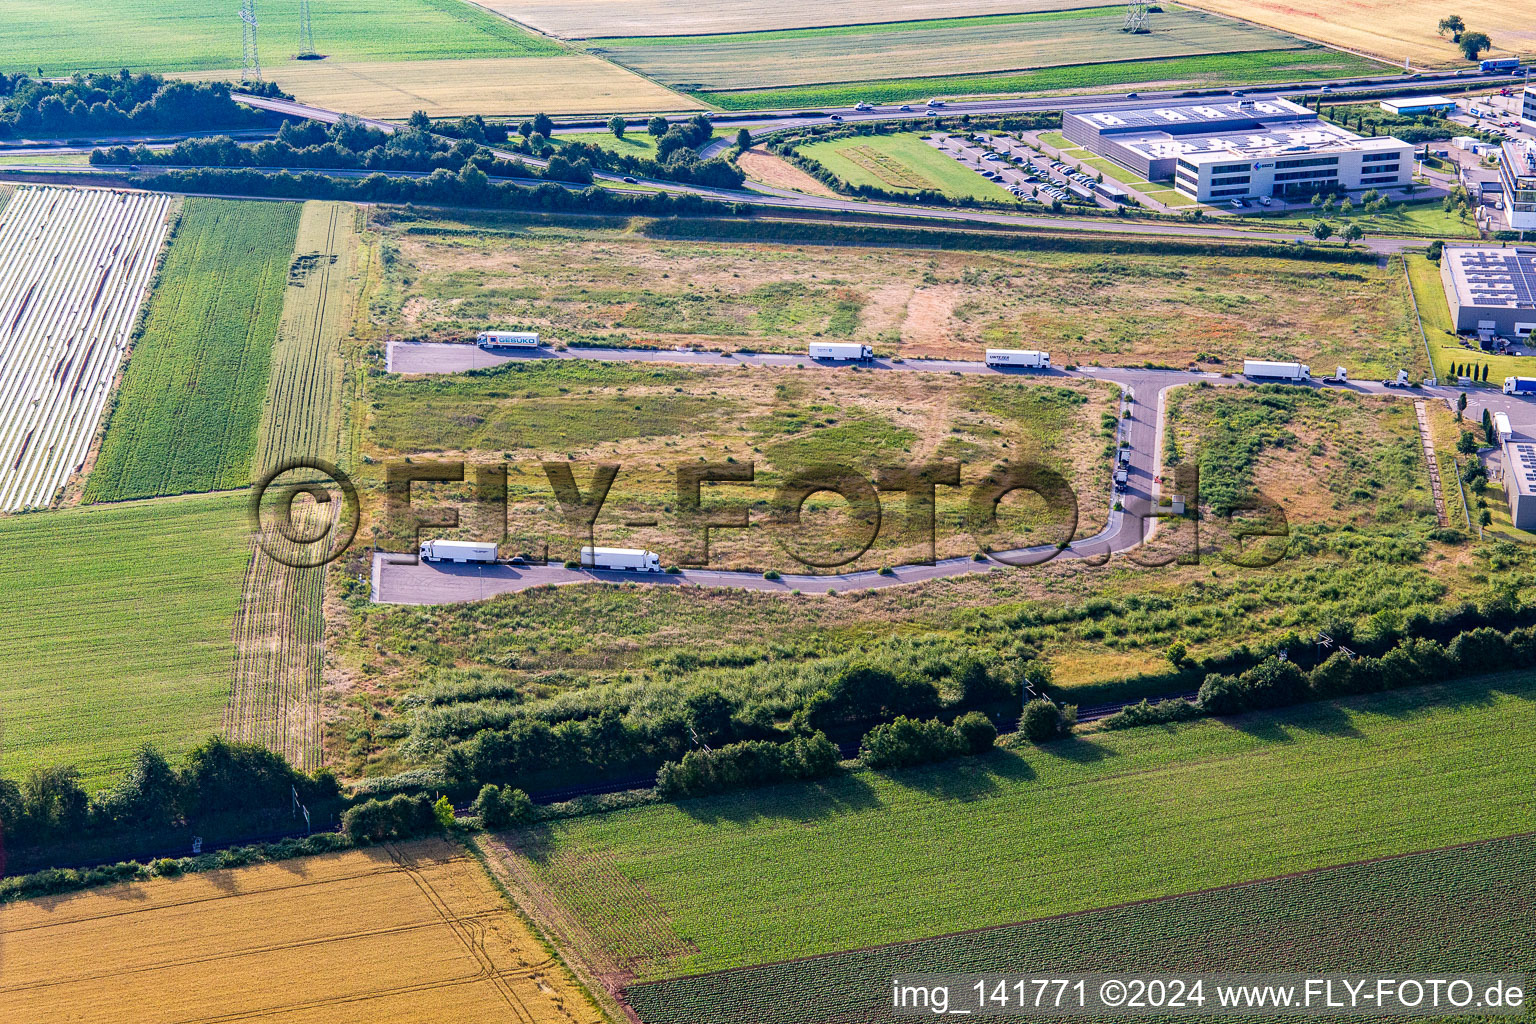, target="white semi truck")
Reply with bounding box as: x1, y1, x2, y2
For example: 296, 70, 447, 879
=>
808, 342, 873, 361
420, 540, 498, 563
985, 349, 1051, 369
1243, 360, 1310, 382
477, 330, 540, 349
1495, 411, 1514, 442
580, 546, 663, 572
